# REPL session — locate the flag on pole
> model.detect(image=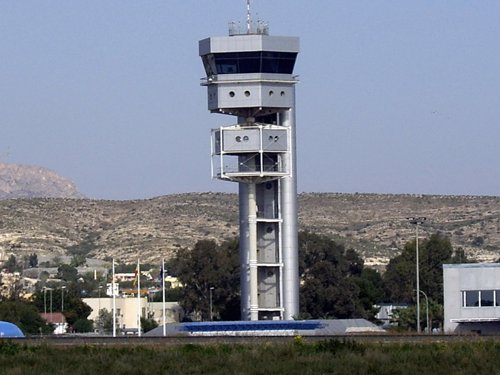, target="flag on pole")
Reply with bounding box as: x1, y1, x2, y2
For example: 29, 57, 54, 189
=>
161, 258, 166, 337
158, 264, 163, 282
112, 258, 116, 337
136, 259, 141, 337
133, 263, 140, 287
